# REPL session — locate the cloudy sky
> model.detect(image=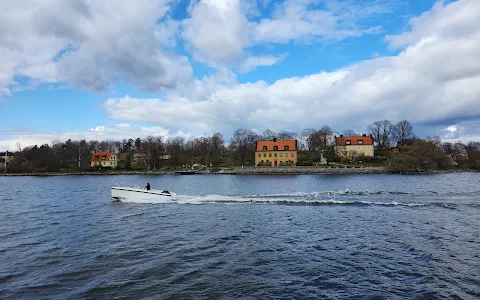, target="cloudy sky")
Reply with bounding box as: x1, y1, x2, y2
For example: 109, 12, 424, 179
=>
1, 0, 479, 151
